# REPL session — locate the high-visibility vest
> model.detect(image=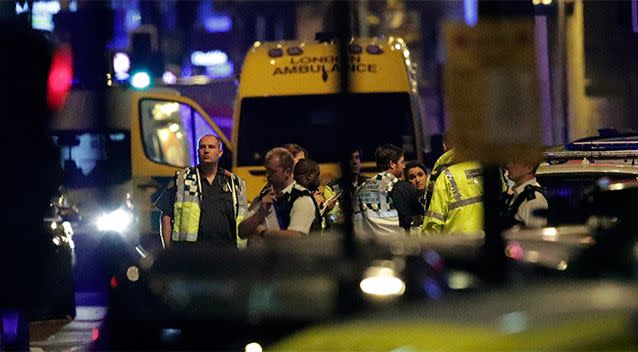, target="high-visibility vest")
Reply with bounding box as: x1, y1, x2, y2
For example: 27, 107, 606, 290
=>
172, 167, 201, 242
172, 167, 248, 247
423, 149, 456, 210
353, 172, 402, 237
422, 161, 484, 235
